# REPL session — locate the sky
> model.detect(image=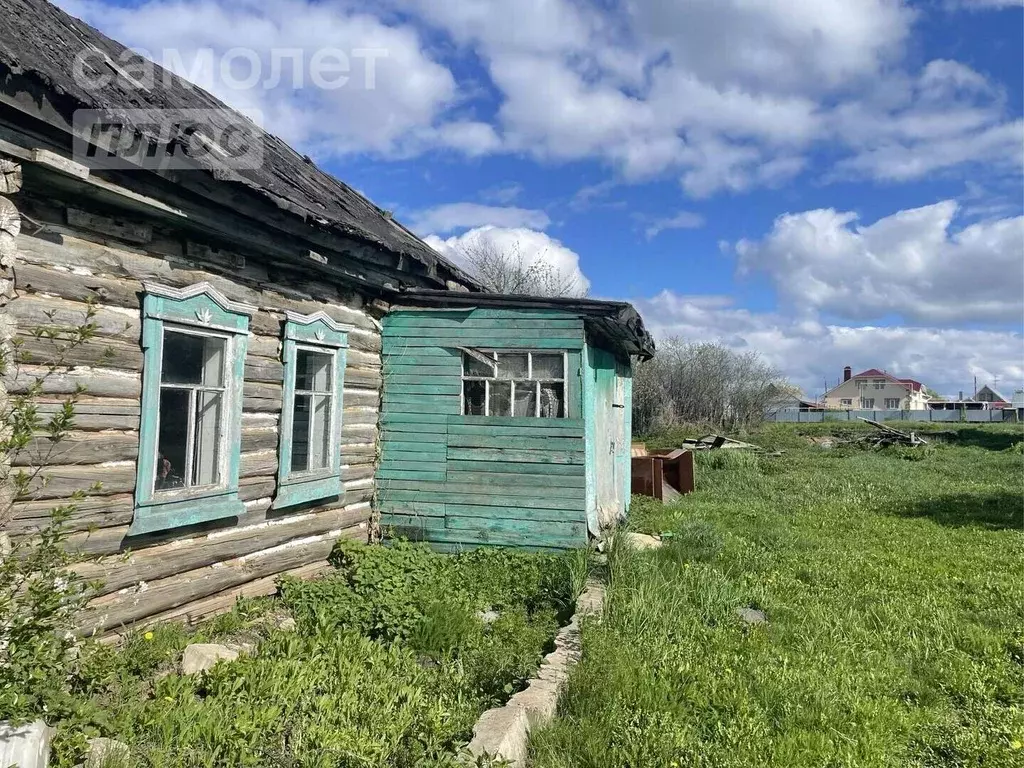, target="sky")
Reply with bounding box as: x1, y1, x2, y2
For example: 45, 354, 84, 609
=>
57, 0, 1024, 399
